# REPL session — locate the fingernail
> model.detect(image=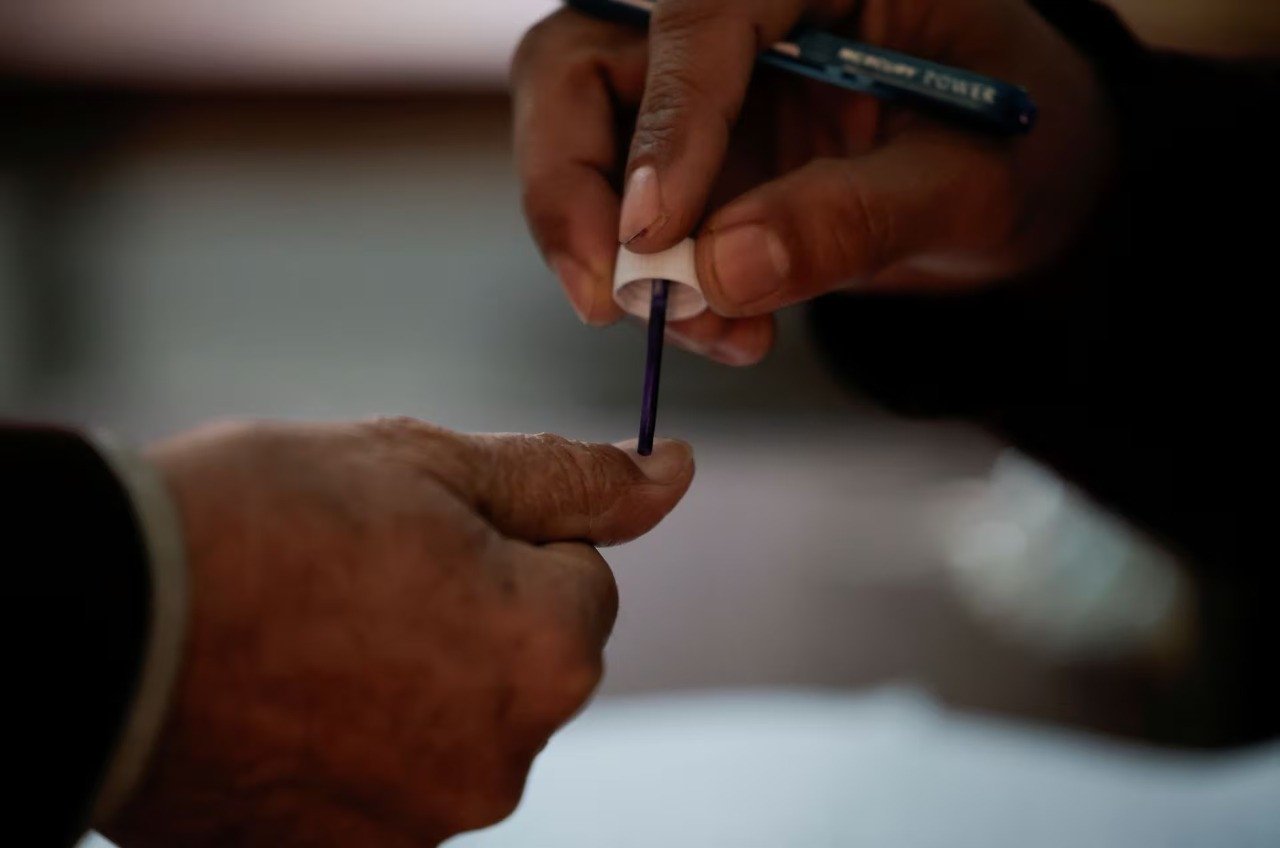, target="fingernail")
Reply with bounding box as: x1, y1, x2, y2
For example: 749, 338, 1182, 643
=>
668, 328, 752, 366
713, 343, 760, 367
710, 224, 790, 308
665, 327, 710, 358
549, 254, 597, 324
713, 319, 771, 367
613, 437, 692, 483
618, 165, 666, 244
